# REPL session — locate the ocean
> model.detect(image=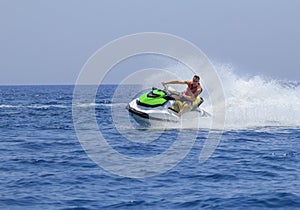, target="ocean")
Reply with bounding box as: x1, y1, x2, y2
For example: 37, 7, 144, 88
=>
0, 82, 299, 209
